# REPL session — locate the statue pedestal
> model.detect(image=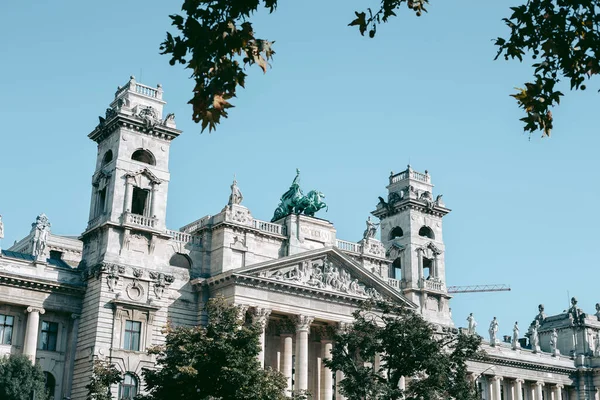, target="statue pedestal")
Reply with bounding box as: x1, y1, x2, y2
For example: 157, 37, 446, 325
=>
552, 349, 560, 357
512, 342, 520, 350
532, 345, 541, 353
